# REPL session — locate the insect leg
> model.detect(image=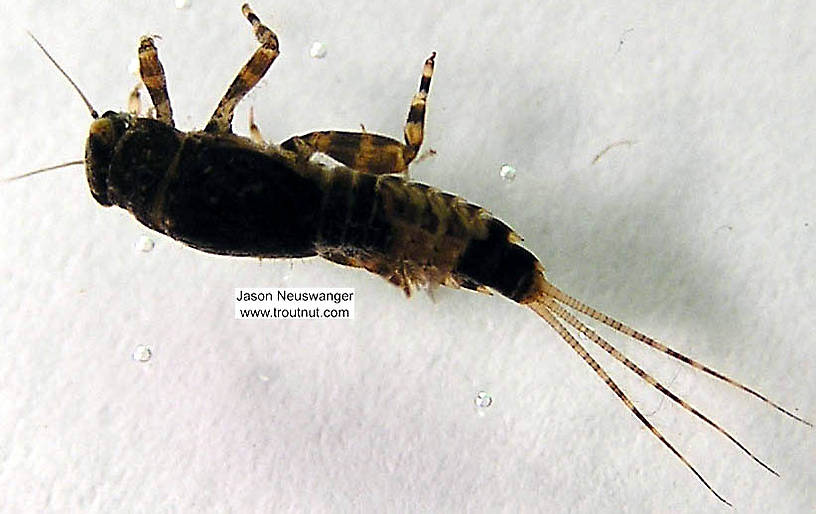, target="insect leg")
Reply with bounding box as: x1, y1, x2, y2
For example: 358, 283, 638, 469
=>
281, 131, 414, 175
248, 106, 265, 145
205, 3, 279, 134
546, 299, 778, 476
402, 52, 436, 165
279, 53, 436, 175
128, 83, 142, 116
138, 36, 174, 126
530, 301, 732, 506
